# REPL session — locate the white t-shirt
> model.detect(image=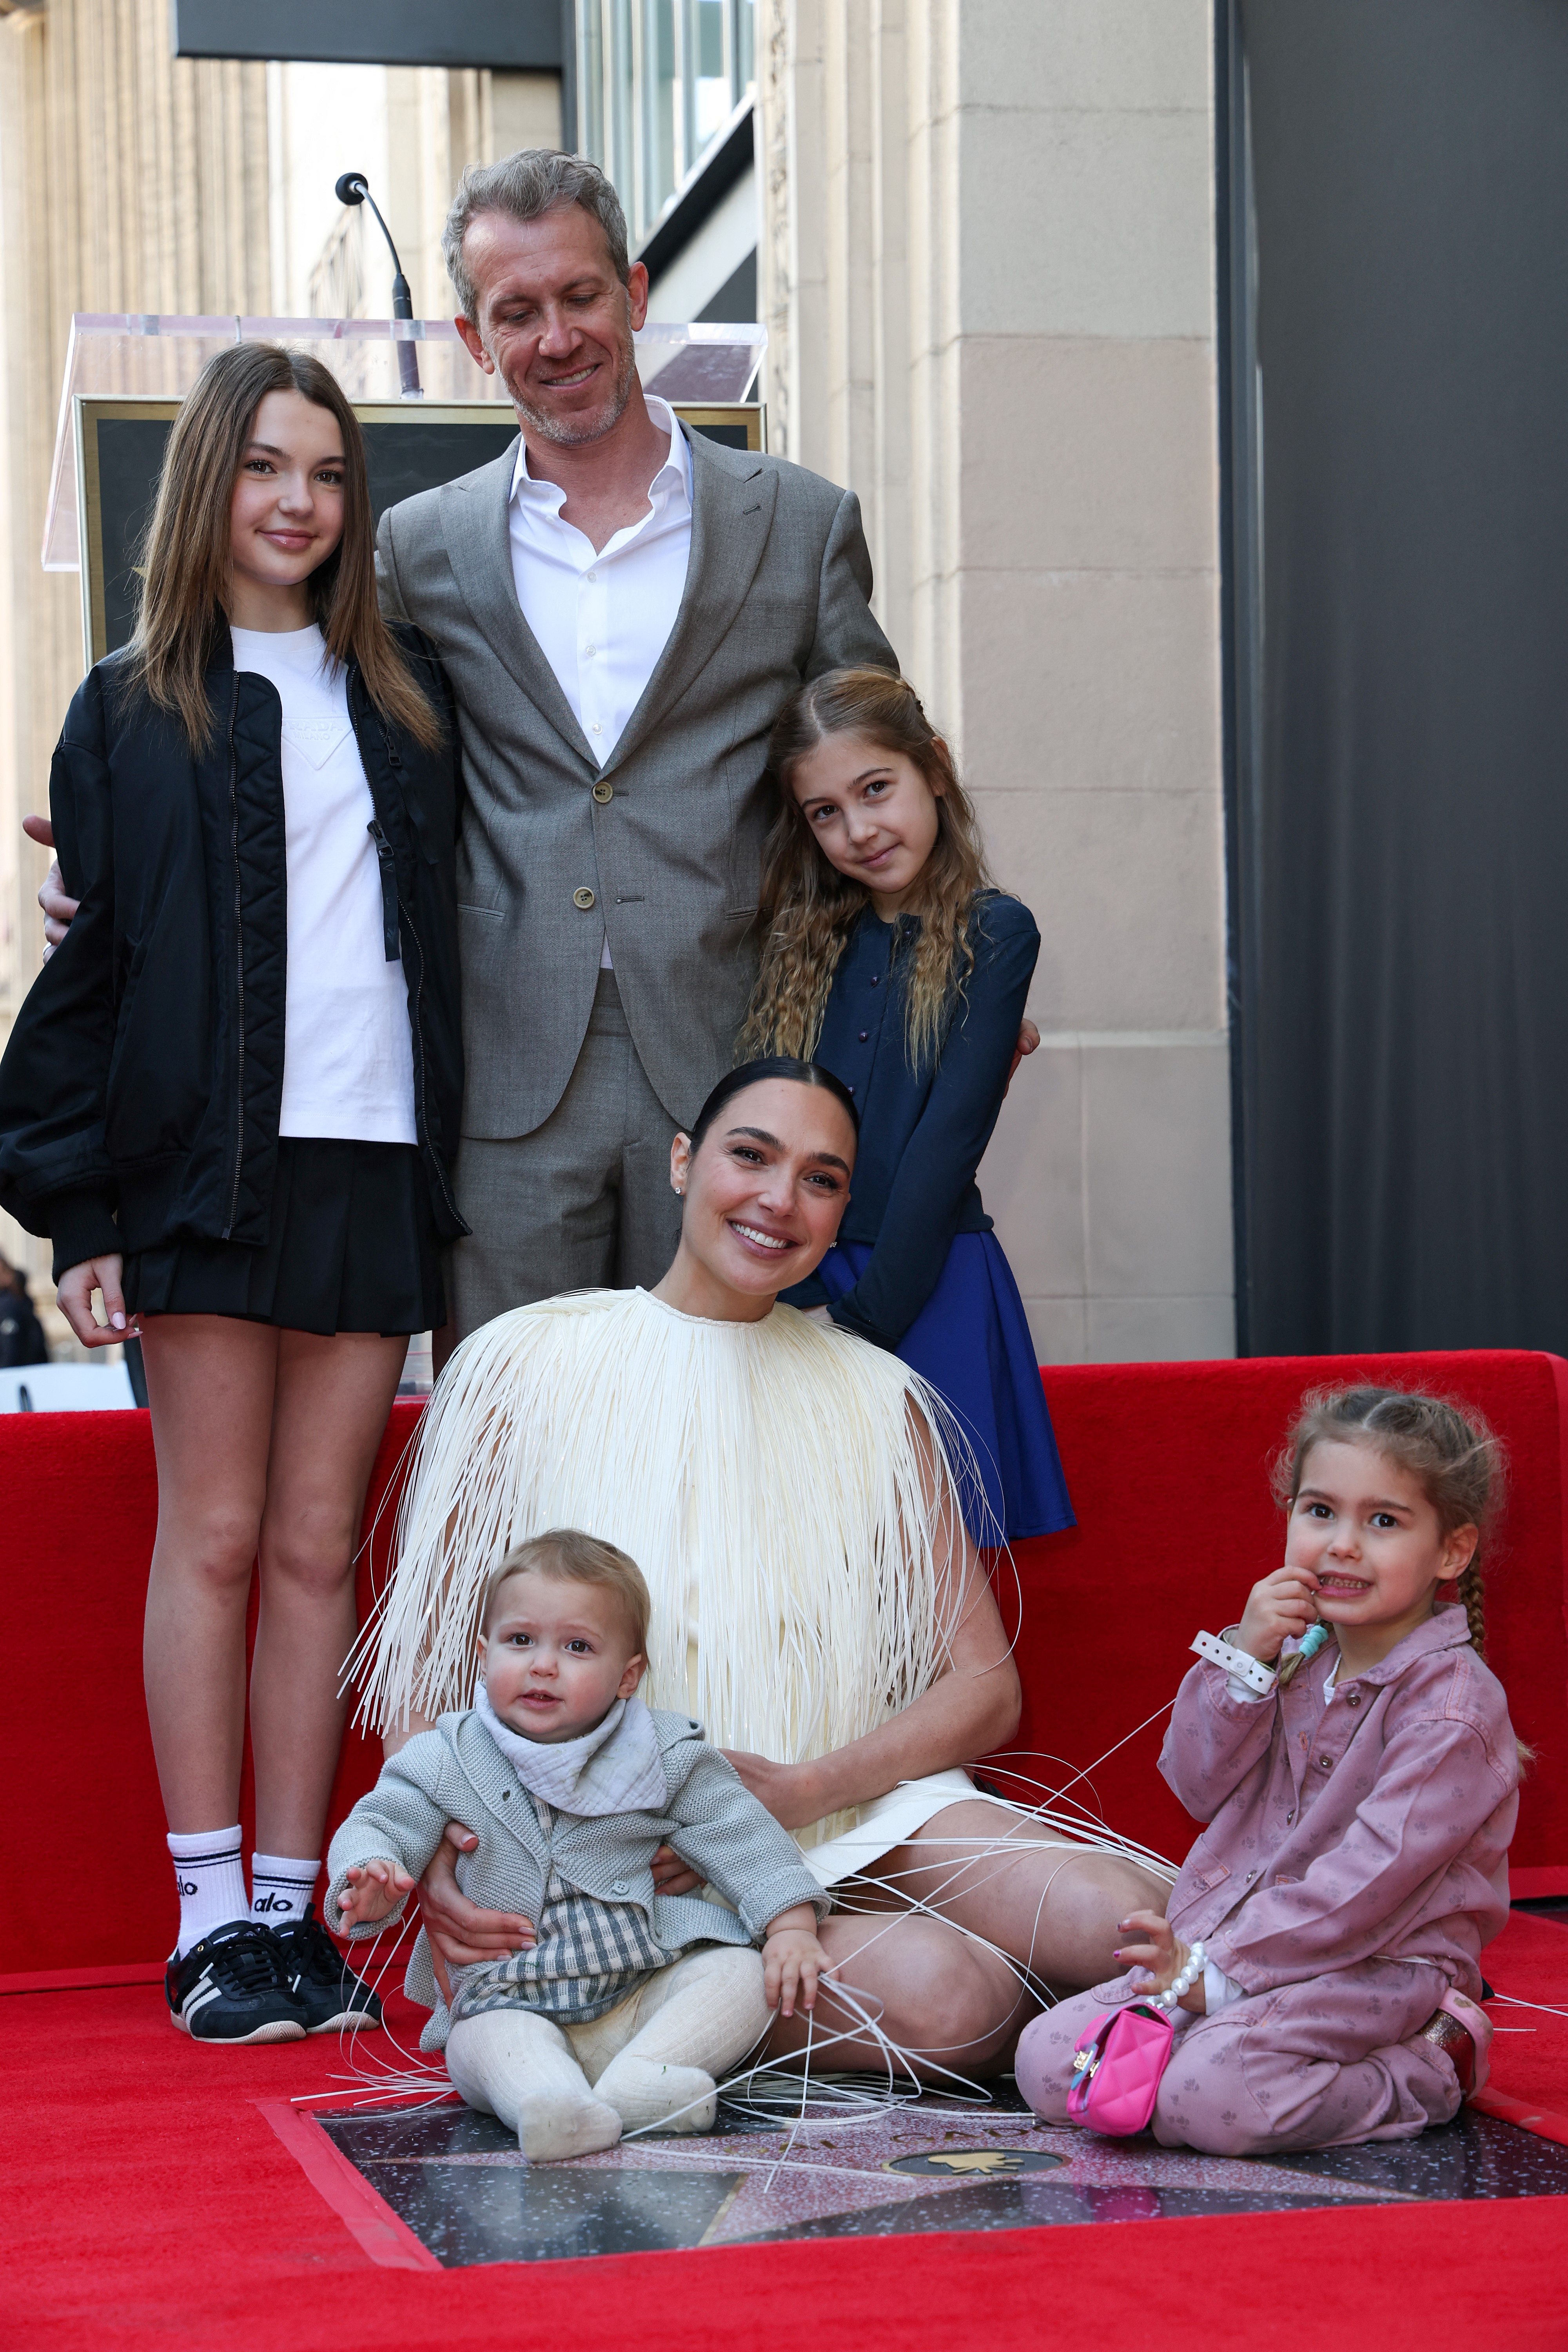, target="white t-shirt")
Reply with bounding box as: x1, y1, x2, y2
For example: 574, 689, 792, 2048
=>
230, 624, 417, 1145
